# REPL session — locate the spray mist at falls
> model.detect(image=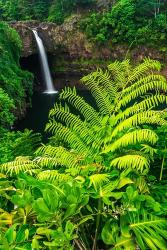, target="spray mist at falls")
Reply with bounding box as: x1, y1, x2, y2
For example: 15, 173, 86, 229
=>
32, 29, 57, 94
